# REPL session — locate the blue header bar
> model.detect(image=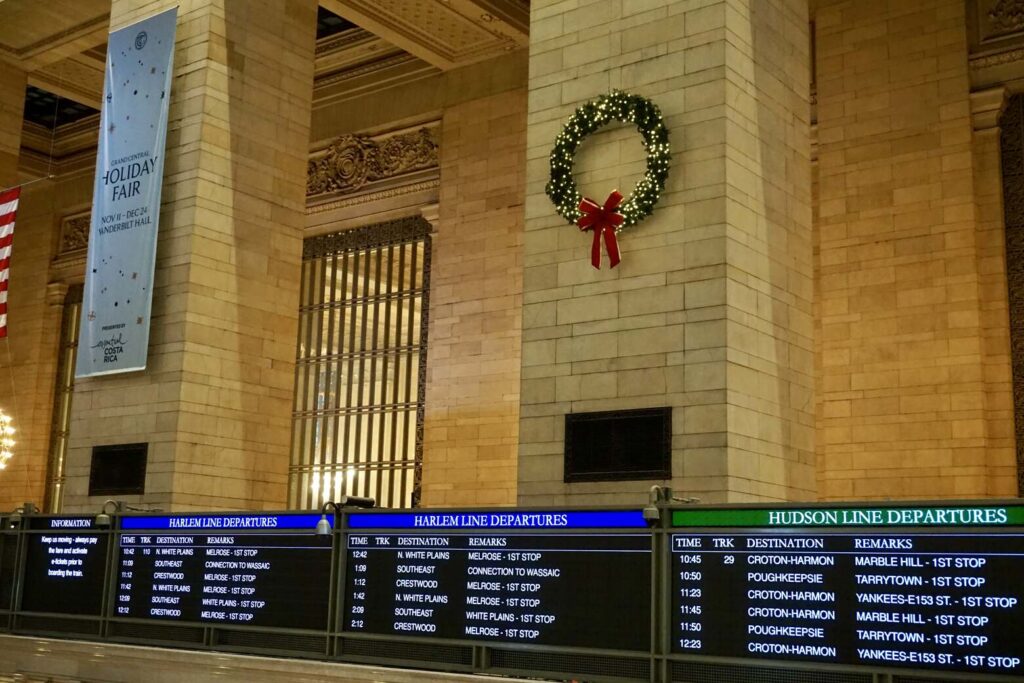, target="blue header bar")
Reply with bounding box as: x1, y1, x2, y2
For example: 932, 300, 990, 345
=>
346, 510, 647, 530
120, 513, 325, 531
